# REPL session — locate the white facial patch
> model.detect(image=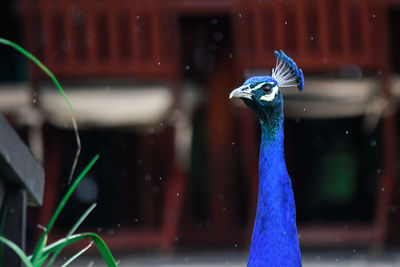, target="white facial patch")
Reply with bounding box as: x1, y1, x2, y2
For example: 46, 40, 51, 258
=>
251, 82, 267, 91
260, 85, 279, 102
